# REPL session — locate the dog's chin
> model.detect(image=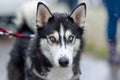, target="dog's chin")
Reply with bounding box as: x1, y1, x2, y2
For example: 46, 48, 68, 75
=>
54, 66, 71, 69
59, 66, 71, 68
